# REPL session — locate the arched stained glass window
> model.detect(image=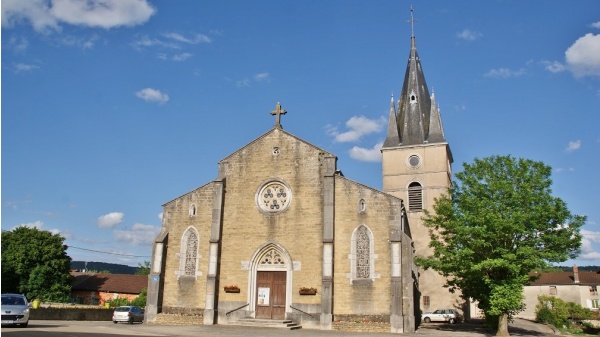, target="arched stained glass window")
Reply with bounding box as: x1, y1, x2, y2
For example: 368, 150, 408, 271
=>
356, 226, 370, 279
184, 231, 198, 275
